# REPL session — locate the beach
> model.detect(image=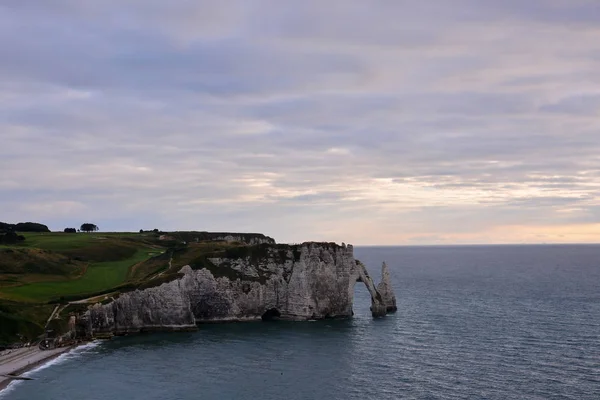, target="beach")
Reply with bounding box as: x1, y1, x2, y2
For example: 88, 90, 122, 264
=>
0, 346, 75, 391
